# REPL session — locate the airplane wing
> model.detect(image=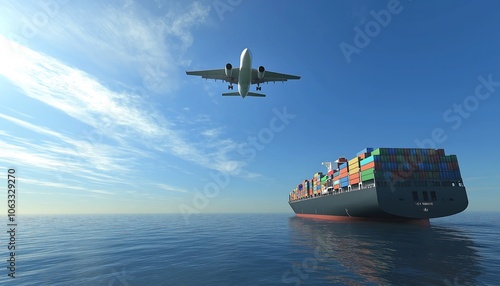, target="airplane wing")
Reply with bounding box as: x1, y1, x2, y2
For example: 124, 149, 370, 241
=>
251, 70, 301, 85
186, 69, 239, 84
